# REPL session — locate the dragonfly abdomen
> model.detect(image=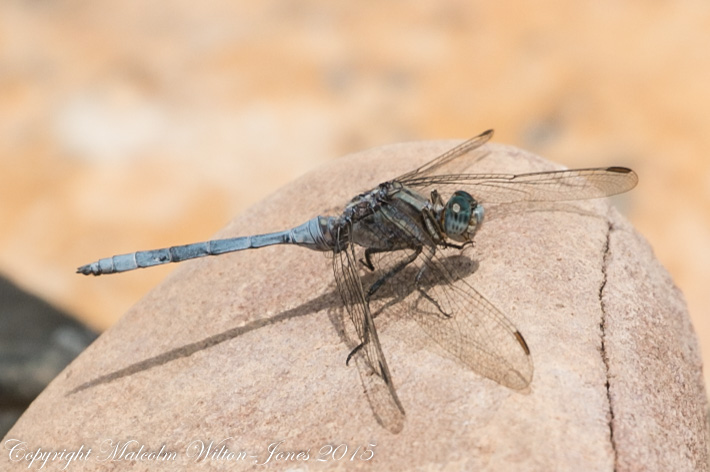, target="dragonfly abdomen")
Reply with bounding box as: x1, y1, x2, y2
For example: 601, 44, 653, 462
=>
77, 216, 337, 276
